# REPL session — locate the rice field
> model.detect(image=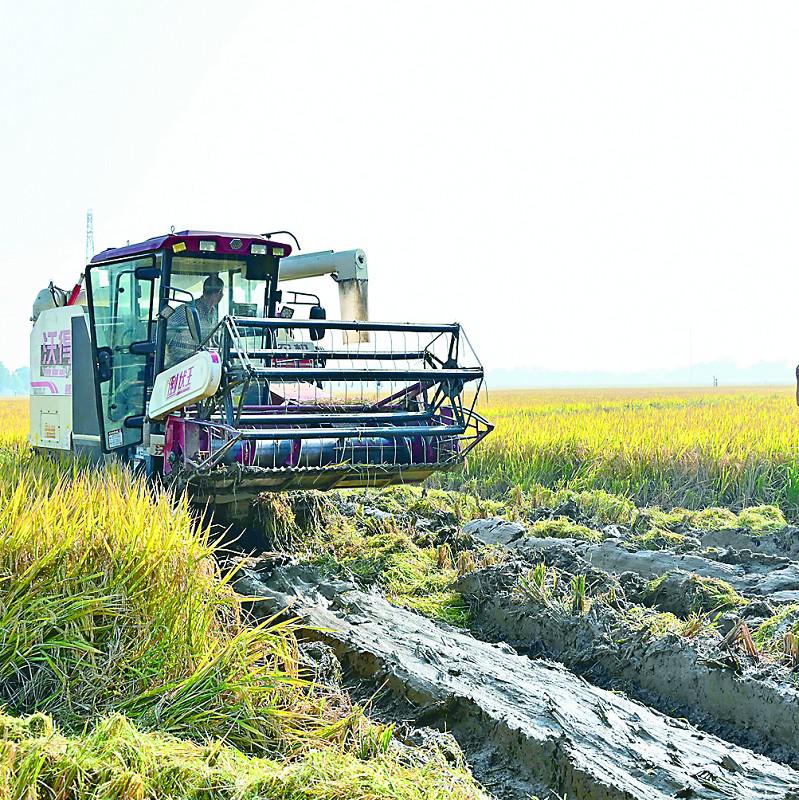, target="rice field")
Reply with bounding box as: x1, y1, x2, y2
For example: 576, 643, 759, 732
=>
460, 386, 799, 517
2, 388, 798, 795
14, 386, 799, 515
0, 400, 485, 799
0, 398, 29, 443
